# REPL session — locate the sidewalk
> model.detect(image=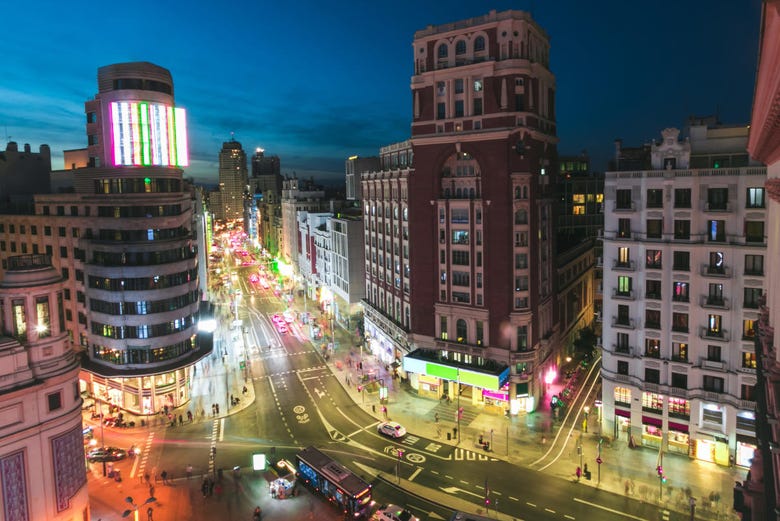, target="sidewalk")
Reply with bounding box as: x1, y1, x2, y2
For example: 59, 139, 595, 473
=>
291, 293, 741, 521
